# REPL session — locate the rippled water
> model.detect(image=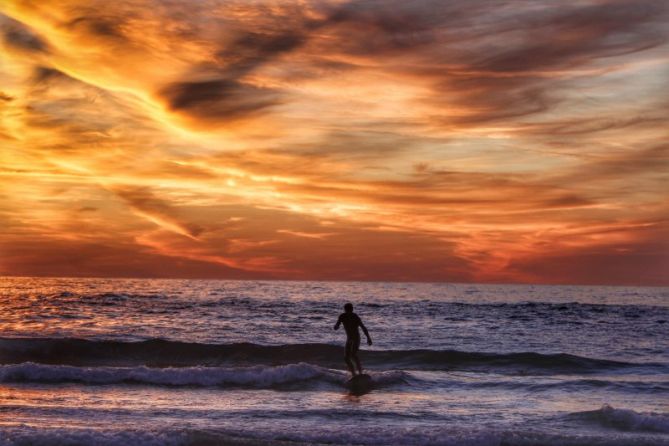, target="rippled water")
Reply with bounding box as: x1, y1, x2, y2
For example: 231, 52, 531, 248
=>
0, 277, 667, 445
